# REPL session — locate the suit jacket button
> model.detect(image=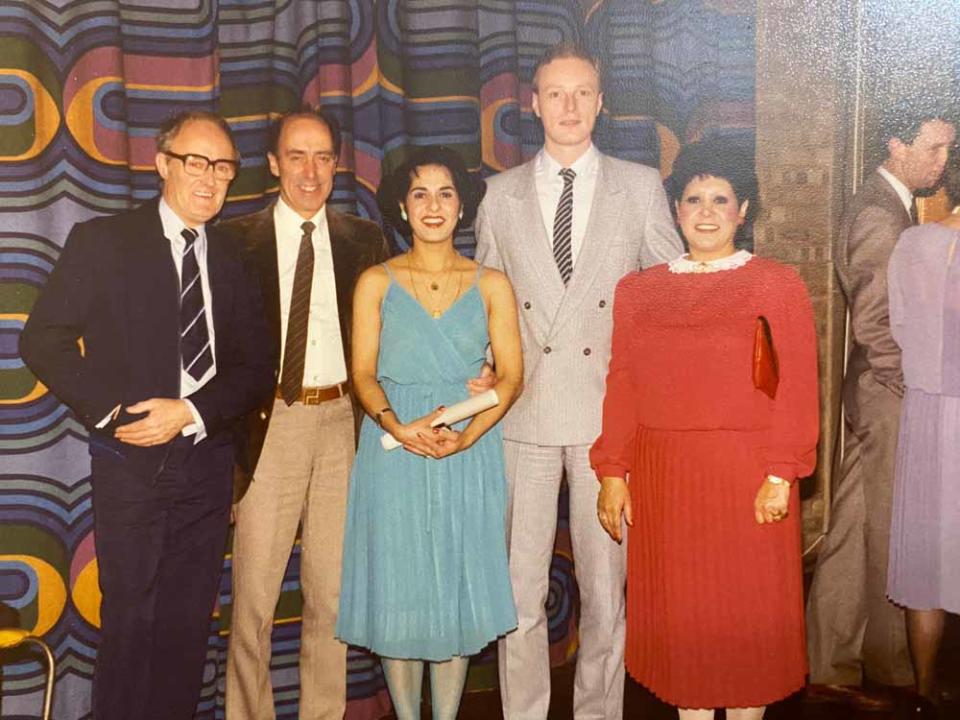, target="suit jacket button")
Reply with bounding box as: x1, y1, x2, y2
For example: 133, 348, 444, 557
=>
583, 348, 591, 356
599, 300, 606, 308
259, 411, 268, 420
523, 301, 531, 309
543, 346, 552, 354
